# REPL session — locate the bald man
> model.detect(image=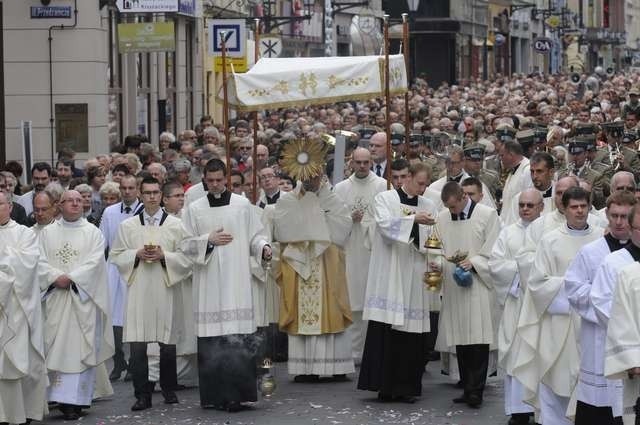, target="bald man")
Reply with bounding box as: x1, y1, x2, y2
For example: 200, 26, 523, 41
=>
368, 132, 388, 178
334, 147, 388, 364
39, 190, 113, 419
489, 189, 544, 425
